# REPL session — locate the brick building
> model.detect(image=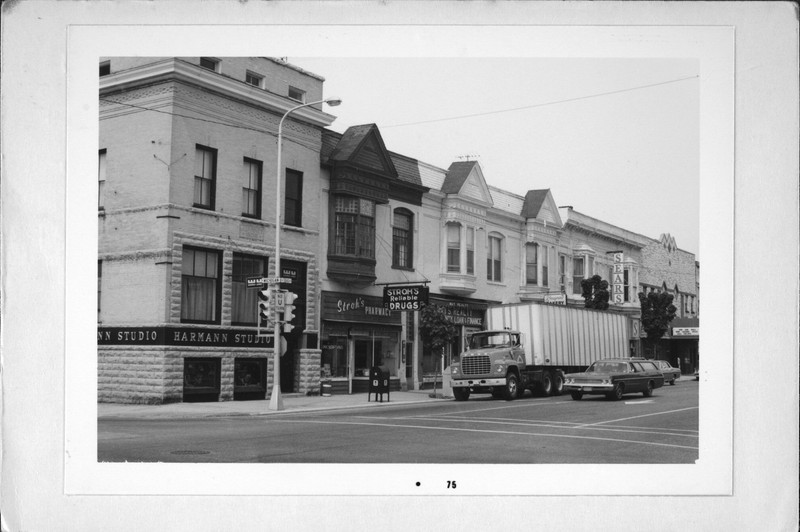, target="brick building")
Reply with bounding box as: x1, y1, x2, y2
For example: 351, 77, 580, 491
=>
98, 57, 336, 403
